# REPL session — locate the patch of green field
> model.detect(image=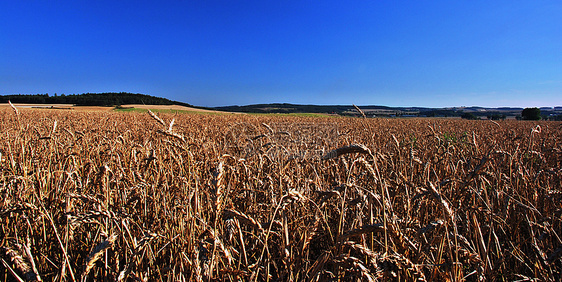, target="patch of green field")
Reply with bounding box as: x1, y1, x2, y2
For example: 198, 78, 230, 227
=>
247, 112, 337, 118
114, 107, 336, 117
113, 107, 226, 115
